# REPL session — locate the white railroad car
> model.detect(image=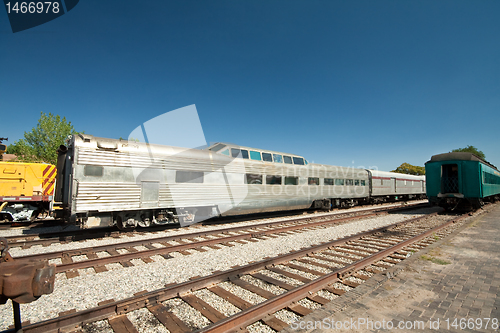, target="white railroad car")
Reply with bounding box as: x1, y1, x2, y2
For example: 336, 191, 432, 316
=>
55, 135, 425, 229
368, 170, 426, 202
